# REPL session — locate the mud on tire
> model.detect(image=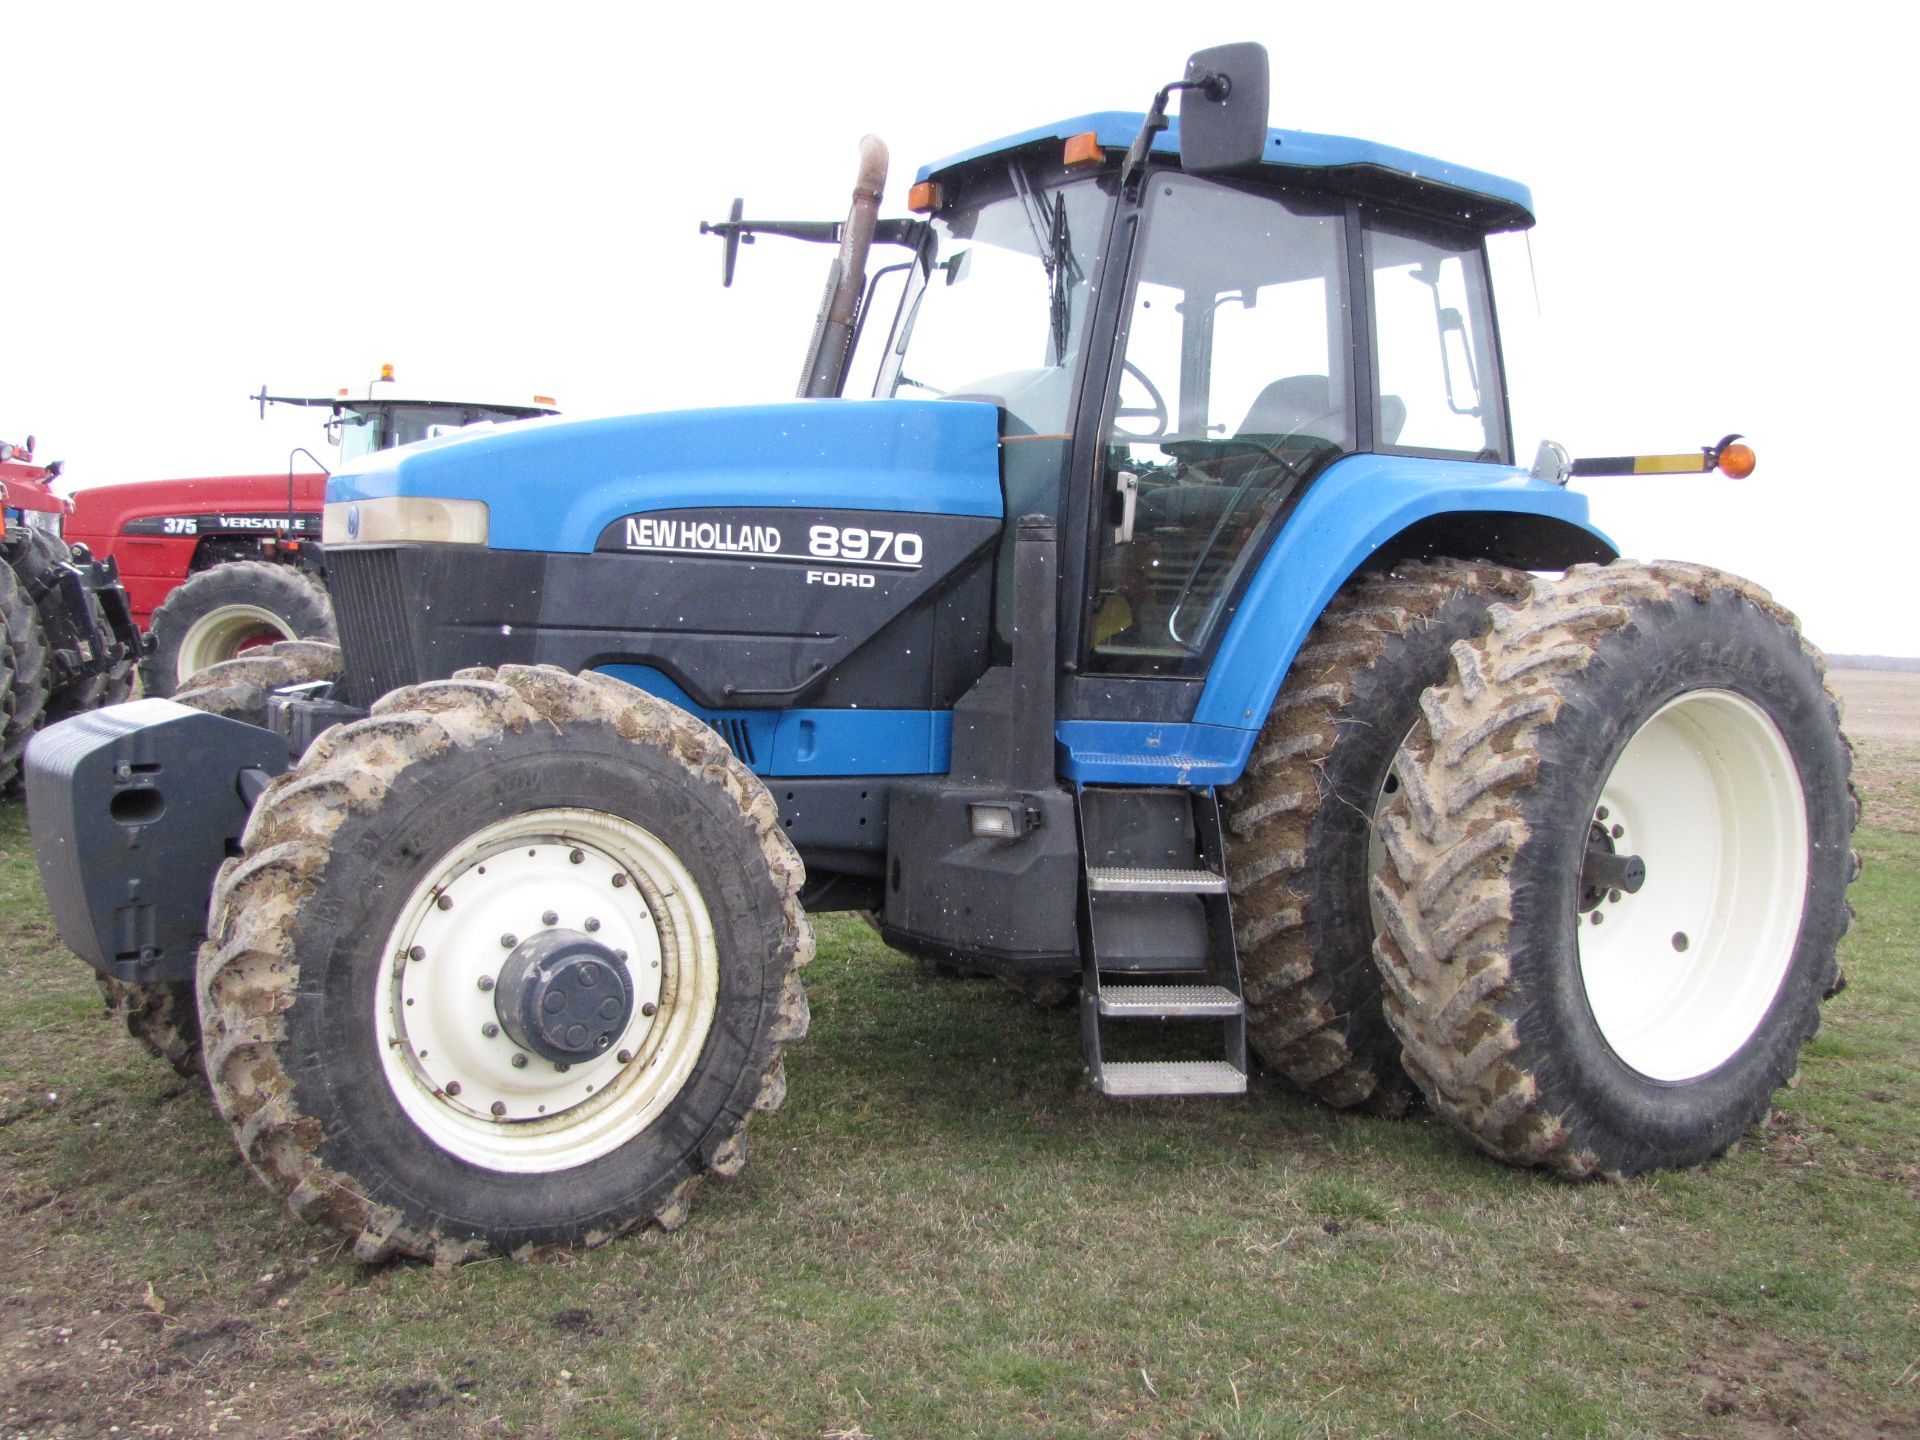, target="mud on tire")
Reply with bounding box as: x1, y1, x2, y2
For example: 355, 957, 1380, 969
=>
144, 561, 335, 699
197, 665, 812, 1262
1372, 561, 1858, 1177
1220, 558, 1528, 1113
